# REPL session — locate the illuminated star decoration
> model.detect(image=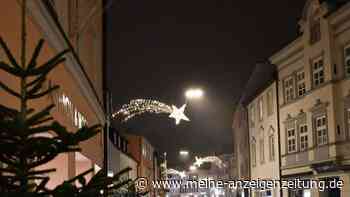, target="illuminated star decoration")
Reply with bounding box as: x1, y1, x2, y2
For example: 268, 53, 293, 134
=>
169, 104, 190, 125
194, 156, 226, 169
112, 99, 190, 125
